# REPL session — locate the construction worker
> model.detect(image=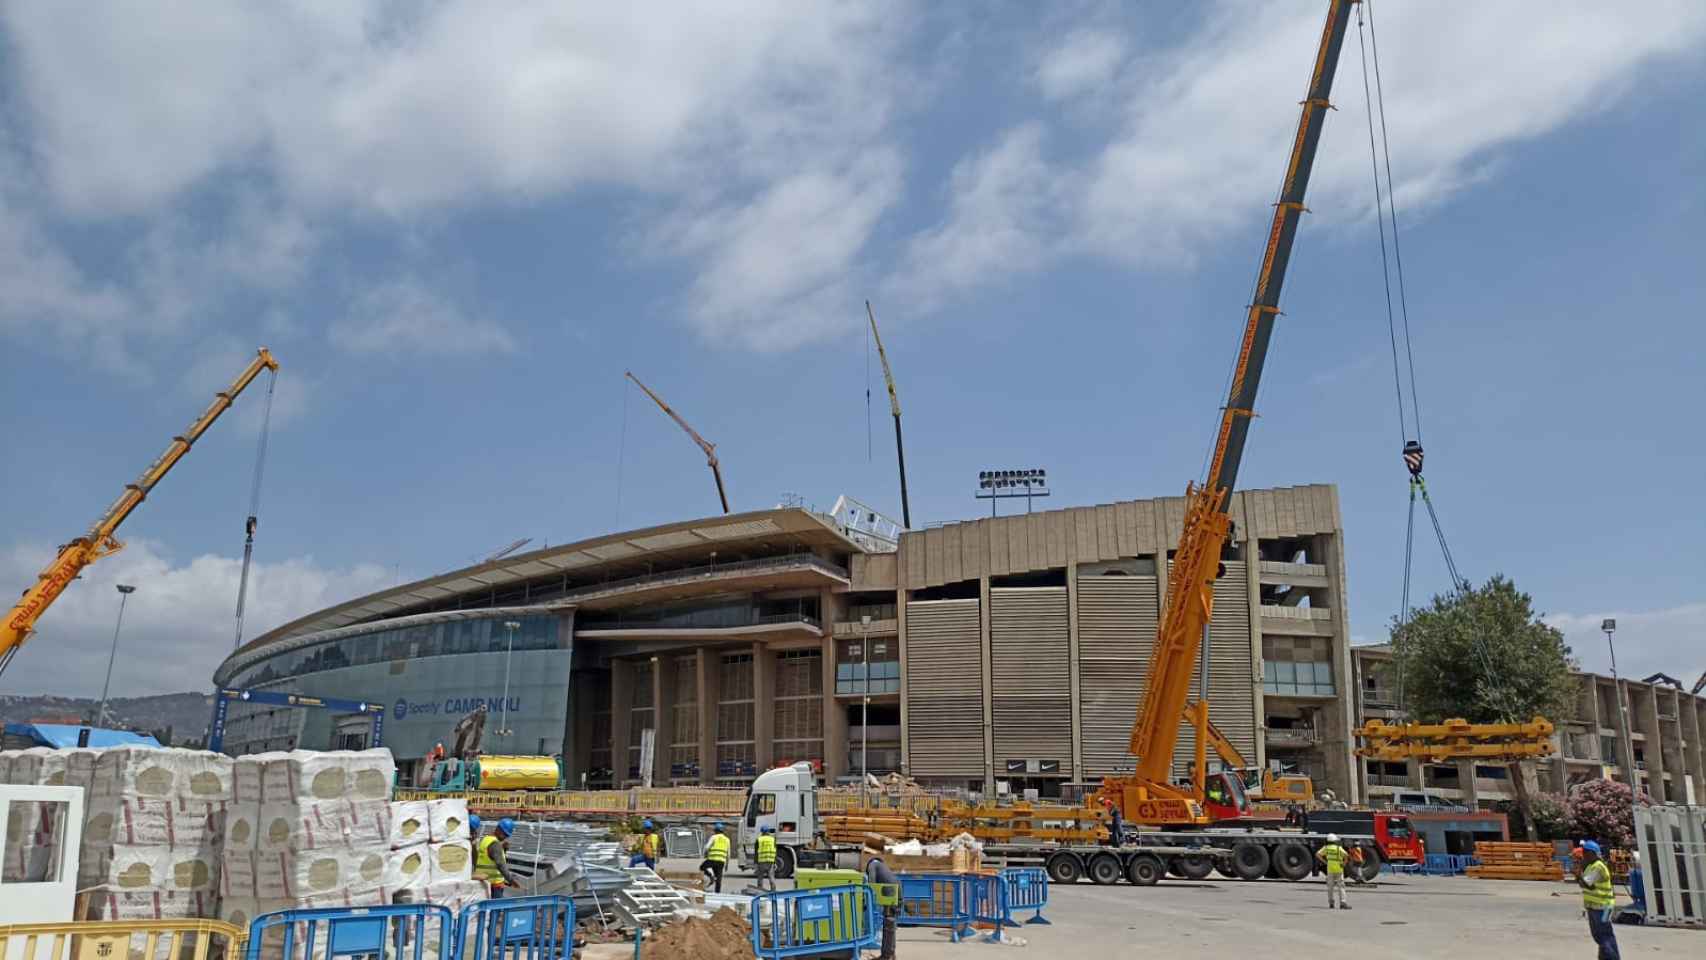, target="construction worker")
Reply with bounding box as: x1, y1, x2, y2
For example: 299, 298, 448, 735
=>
1316, 833, 1351, 910
863, 854, 899, 960
700, 821, 731, 893
1105, 798, 1125, 847
476, 817, 521, 897
1575, 840, 1620, 959
754, 825, 778, 891
629, 819, 661, 869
